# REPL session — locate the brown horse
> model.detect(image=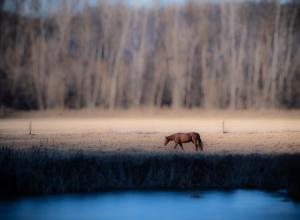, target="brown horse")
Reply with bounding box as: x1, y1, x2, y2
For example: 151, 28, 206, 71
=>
164, 132, 203, 151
